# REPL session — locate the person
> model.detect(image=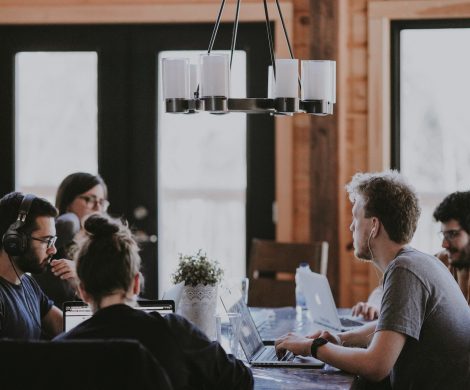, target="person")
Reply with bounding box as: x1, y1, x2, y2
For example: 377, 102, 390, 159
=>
351, 284, 382, 320
34, 172, 109, 308
275, 170, 470, 389
54, 213, 253, 389
353, 189, 470, 319
0, 192, 74, 339
433, 190, 470, 304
